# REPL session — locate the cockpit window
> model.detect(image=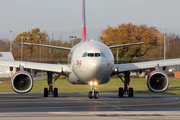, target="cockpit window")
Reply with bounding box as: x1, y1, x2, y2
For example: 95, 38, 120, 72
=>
101, 52, 106, 57
82, 52, 88, 57
82, 52, 106, 57
88, 53, 94, 57
95, 53, 101, 57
